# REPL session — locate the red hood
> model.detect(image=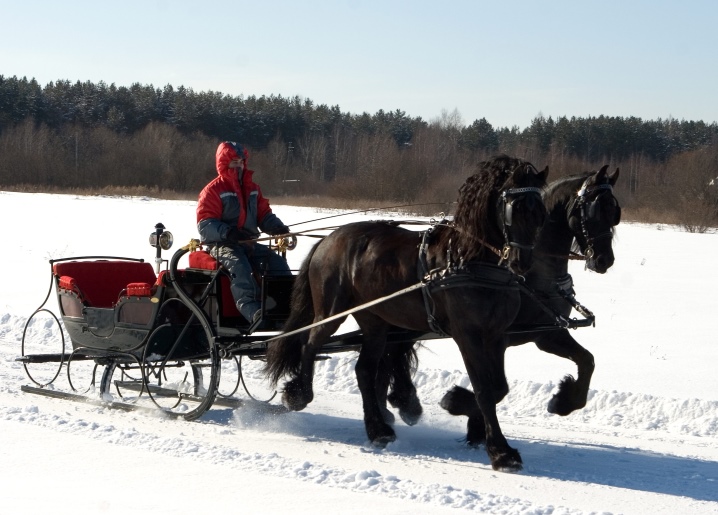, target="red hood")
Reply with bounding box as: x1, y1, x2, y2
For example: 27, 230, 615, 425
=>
215, 141, 247, 179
